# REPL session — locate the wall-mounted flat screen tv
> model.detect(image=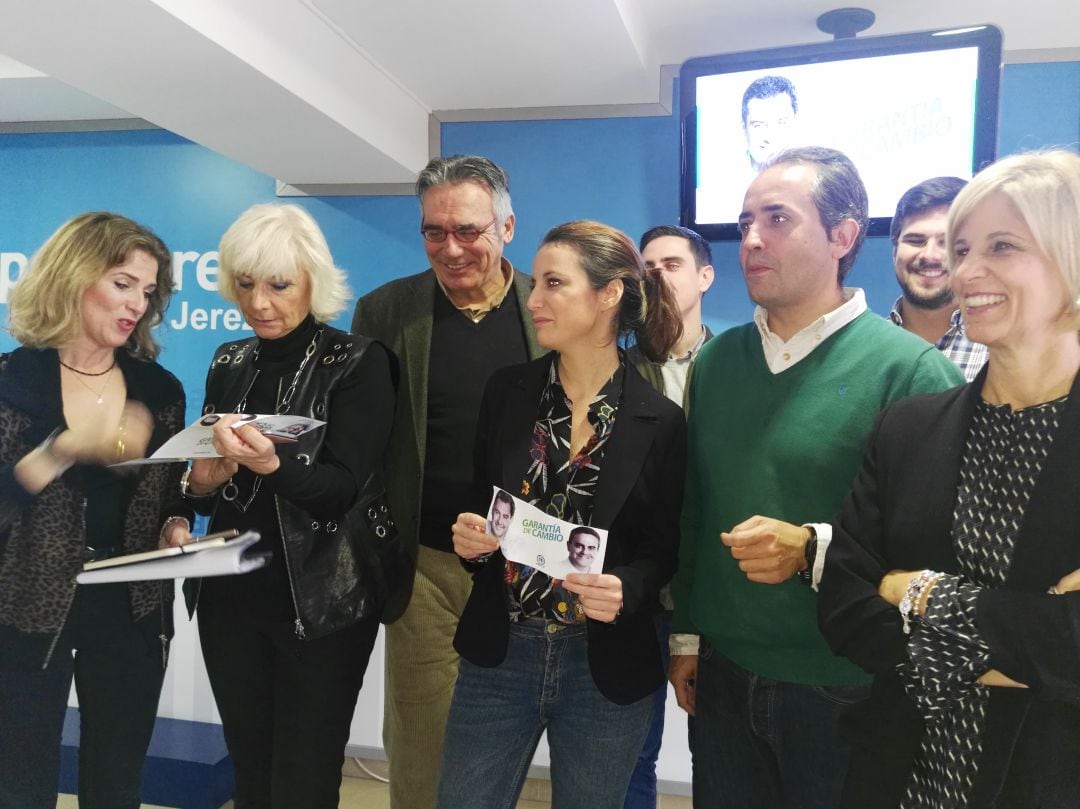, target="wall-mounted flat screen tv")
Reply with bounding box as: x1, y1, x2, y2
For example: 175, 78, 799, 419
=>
680, 25, 1003, 240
